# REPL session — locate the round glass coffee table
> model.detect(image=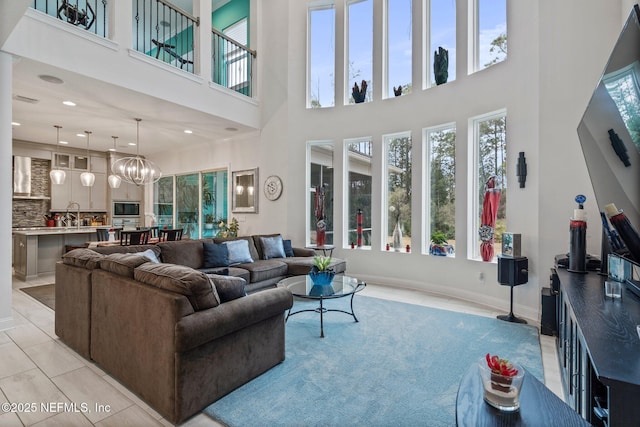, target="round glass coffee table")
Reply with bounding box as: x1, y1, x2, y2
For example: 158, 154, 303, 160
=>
279, 275, 366, 338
